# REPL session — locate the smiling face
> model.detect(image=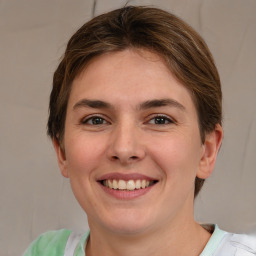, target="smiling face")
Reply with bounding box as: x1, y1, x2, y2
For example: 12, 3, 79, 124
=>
54, 49, 221, 235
